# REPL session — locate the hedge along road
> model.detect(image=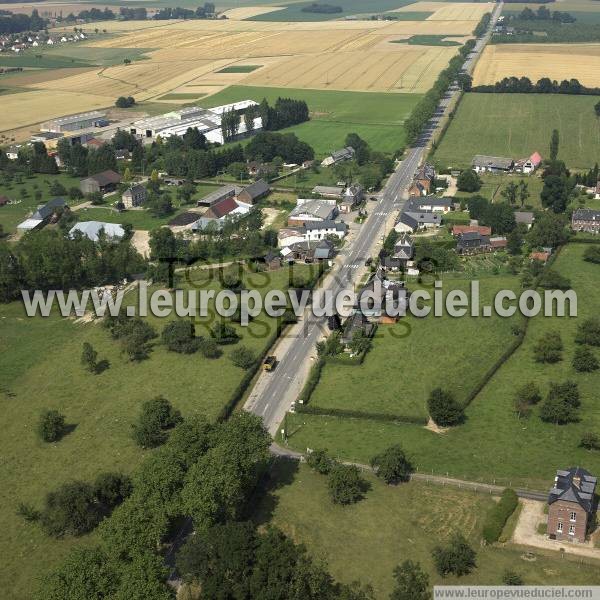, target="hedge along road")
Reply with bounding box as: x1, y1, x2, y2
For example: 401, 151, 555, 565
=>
243, 2, 505, 439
